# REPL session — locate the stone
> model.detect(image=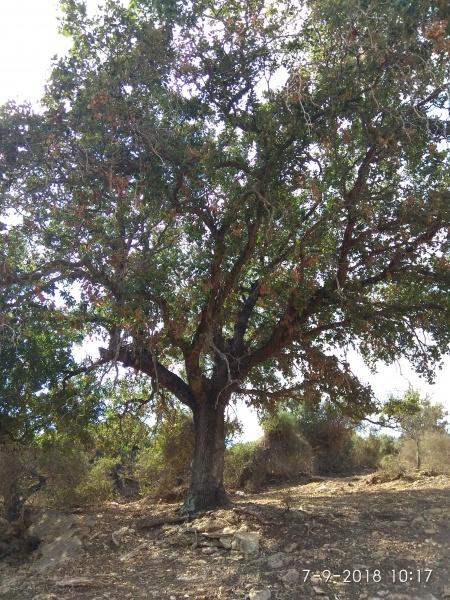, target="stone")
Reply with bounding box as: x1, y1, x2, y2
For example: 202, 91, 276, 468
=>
248, 589, 271, 600
412, 516, 425, 525
33, 536, 84, 572
267, 553, 286, 568
281, 569, 300, 584
424, 527, 437, 535
111, 526, 132, 546
233, 531, 259, 557
202, 520, 227, 532
317, 485, 330, 492
28, 509, 85, 571
313, 586, 328, 595
284, 542, 298, 553
219, 537, 233, 549
32, 596, 60, 600
27, 510, 76, 541
371, 531, 382, 538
